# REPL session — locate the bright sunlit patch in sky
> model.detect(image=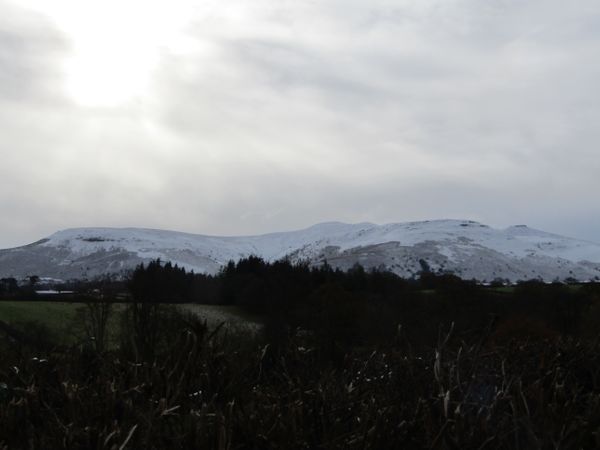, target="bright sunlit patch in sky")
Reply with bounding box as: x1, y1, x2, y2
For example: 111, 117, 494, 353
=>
18, 0, 197, 107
